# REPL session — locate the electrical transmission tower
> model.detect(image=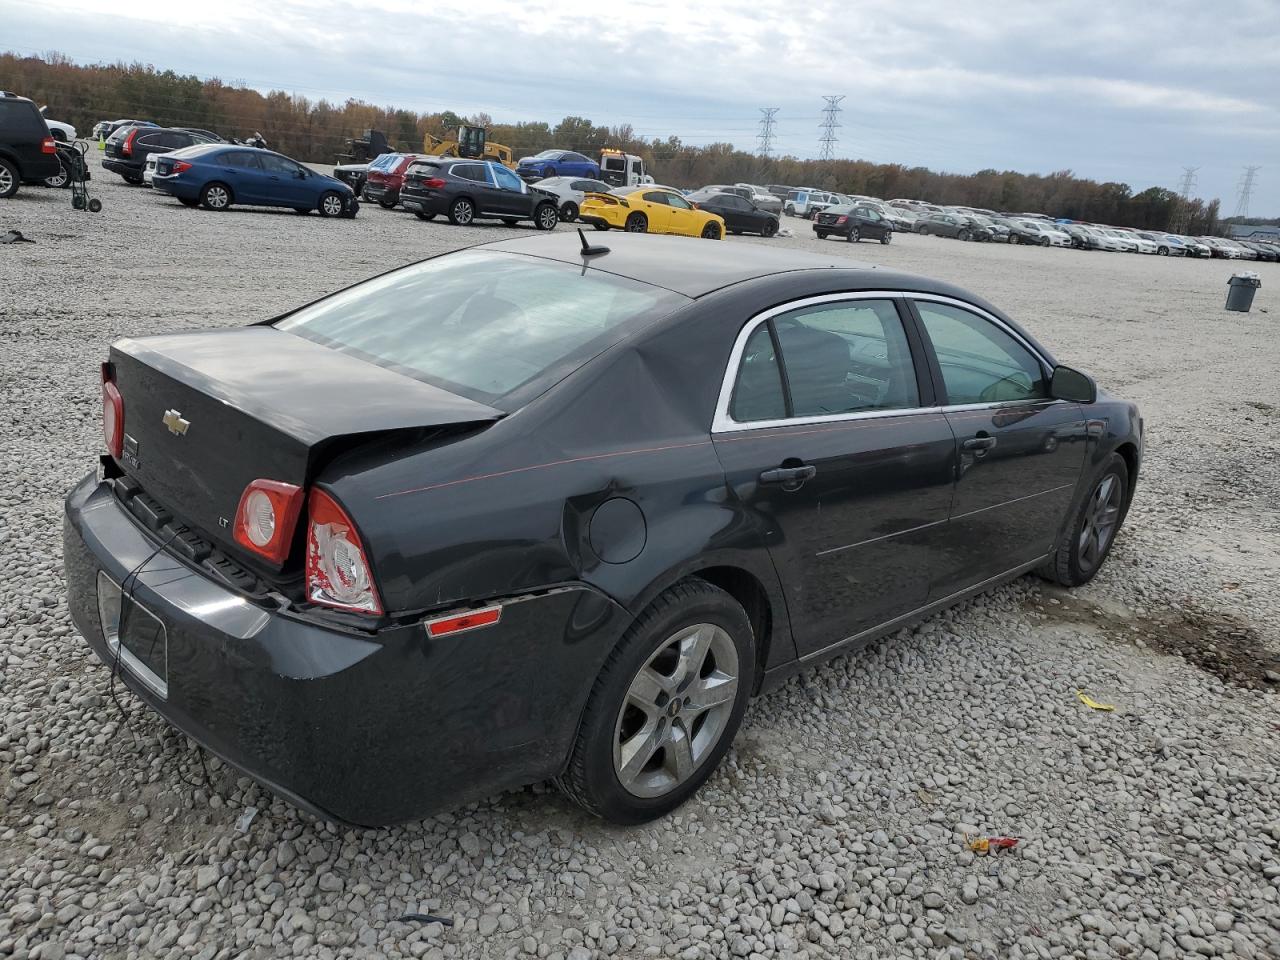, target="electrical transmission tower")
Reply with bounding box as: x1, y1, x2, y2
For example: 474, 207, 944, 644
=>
1170, 166, 1198, 233
757, 108, 779, 156
818, 96, 844, 161
1233, 166, 1260, 218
